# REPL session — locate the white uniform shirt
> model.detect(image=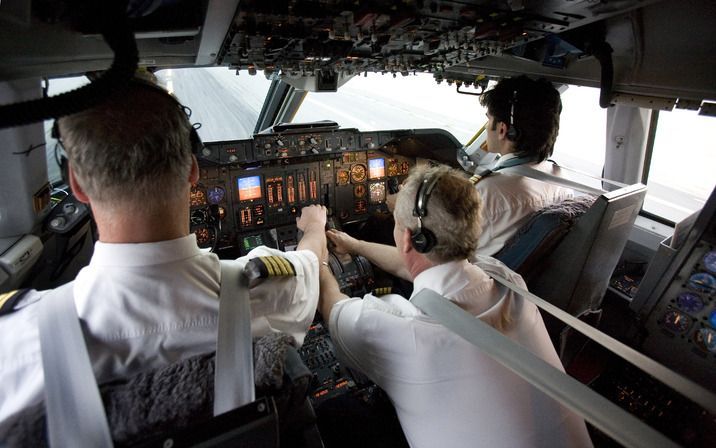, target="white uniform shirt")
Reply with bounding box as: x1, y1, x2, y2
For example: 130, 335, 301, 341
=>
475, 158, 573, 256
0, 234, 318, 432
329, 256, 592, 448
